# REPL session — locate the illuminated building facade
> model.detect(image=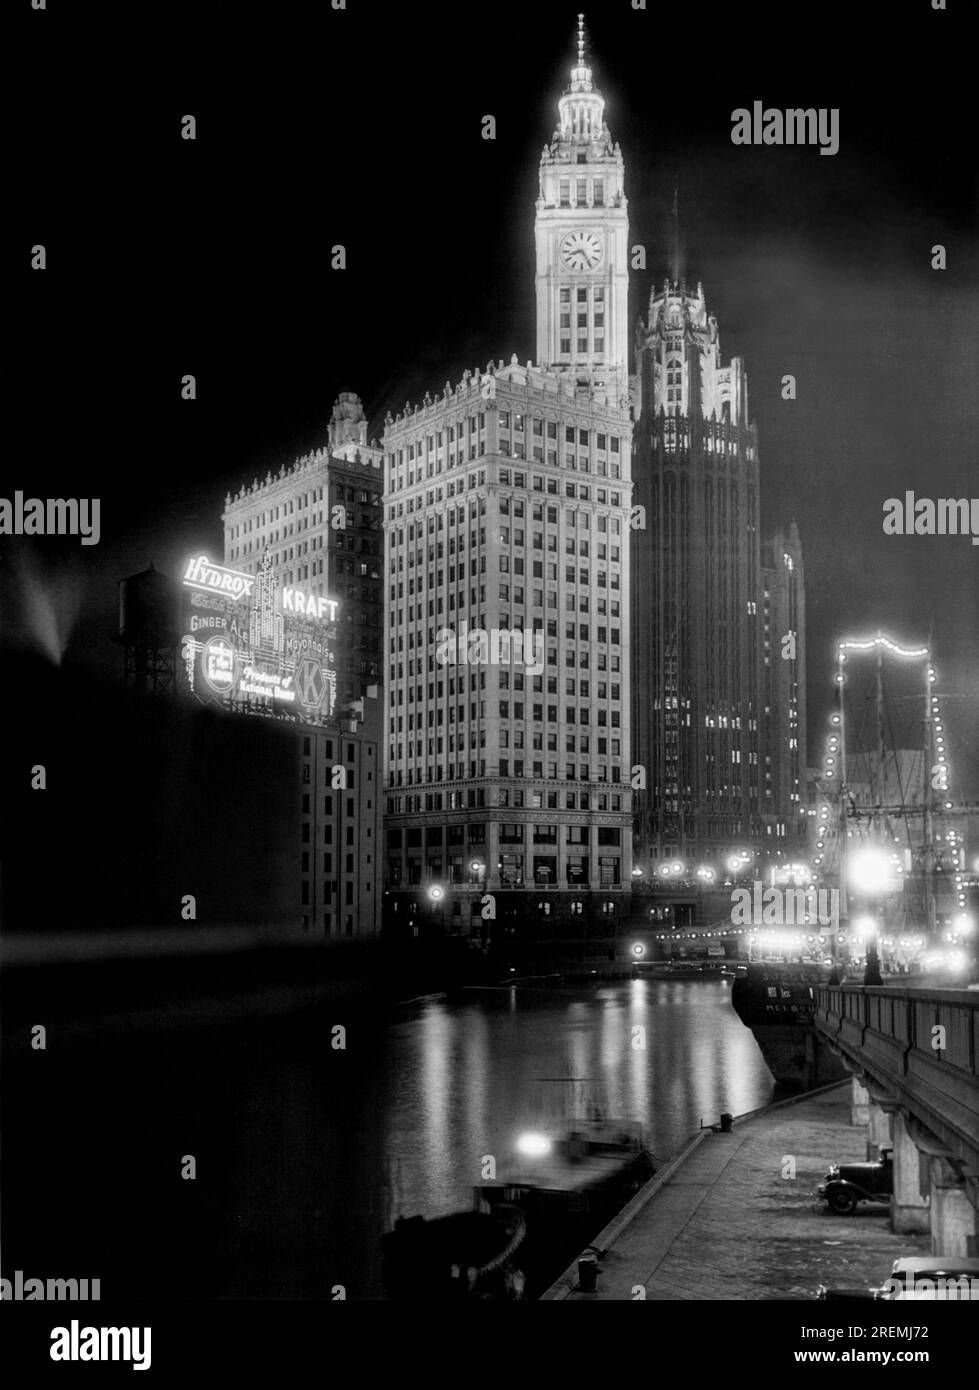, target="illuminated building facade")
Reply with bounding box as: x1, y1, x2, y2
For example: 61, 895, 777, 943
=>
534, 14, 631, 403
630, 279, 768, 868
159, 390, 386, 939
117, 561, 381, 936
761, 524, 808, 851
223, 391, 383, 710
382, 25, 633, 940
